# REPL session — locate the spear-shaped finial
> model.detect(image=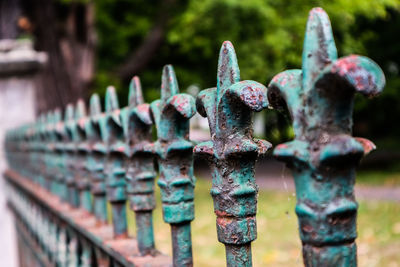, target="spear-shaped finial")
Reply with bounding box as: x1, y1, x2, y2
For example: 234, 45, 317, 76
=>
194, 41, 270, 267
63, 104, 80, 207
85, 93, 108, 224
120, 76, 157, 255
72, 99, 92, 213
99, 86, 128, 238
149, 65, 196, 266
90, 94, 102, 118
268, 7, 385, 266
128, 76, 144, 107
